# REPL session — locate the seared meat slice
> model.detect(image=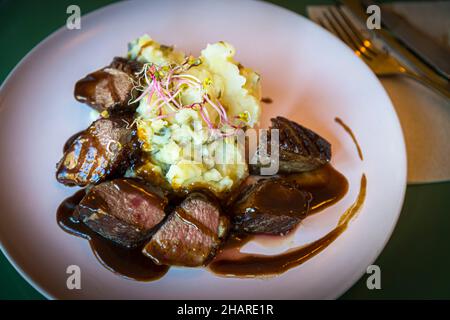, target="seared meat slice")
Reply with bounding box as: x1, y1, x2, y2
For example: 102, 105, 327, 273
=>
76, 179, 168, 248
74, 57, 143, 113
231, 178, 312, 235
143, 193, 228, 267
56, 116, 138, 187
251, 116, 331, 174
109, 57, 143, 75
